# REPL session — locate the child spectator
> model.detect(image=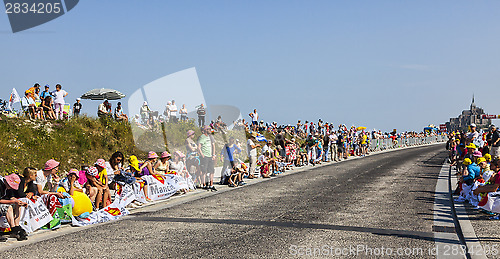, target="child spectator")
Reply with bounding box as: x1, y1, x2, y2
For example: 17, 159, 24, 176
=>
0, 174, 28, 241
73, 98, 82, 117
